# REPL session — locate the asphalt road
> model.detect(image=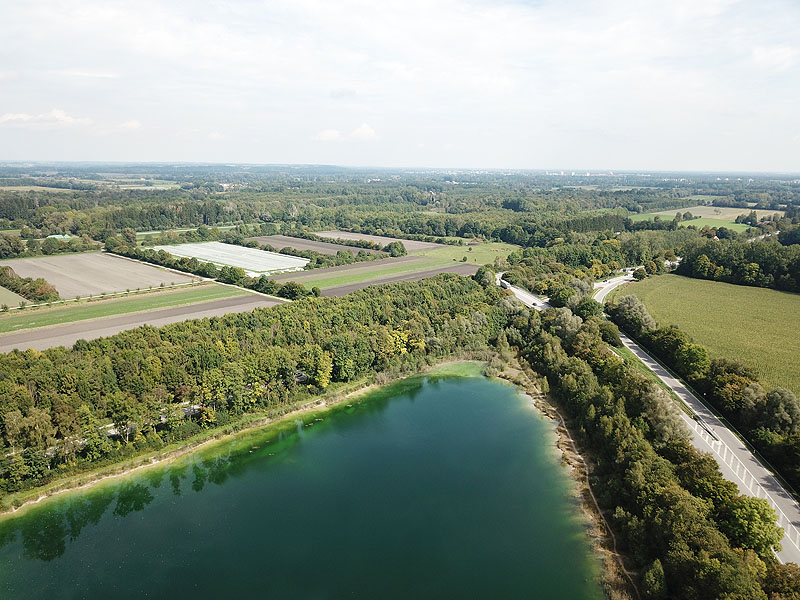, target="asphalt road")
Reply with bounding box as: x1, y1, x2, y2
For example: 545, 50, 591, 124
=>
593, 272, 635, 304
501, 277, 800, 564
620, 334, 800, 564
0, 294, 284, 352
322, 263, 480, 296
